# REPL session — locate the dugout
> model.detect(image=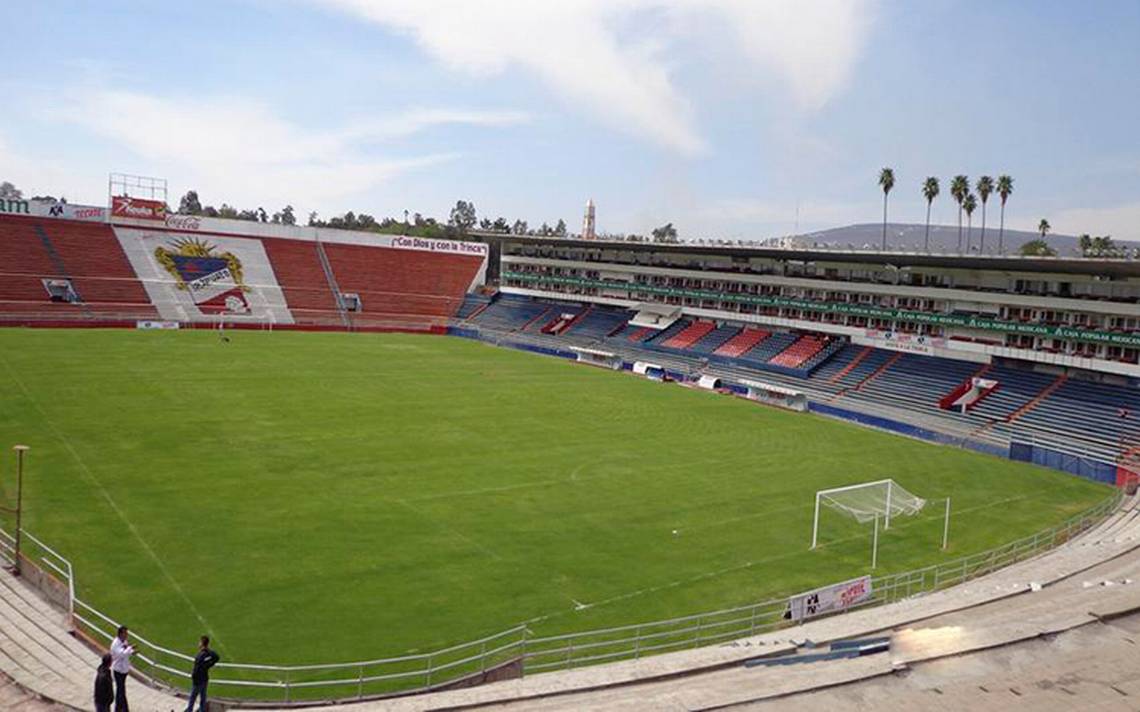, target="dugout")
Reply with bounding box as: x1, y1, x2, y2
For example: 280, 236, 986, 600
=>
740, 379, 807, 412
570, 346, 623, 370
